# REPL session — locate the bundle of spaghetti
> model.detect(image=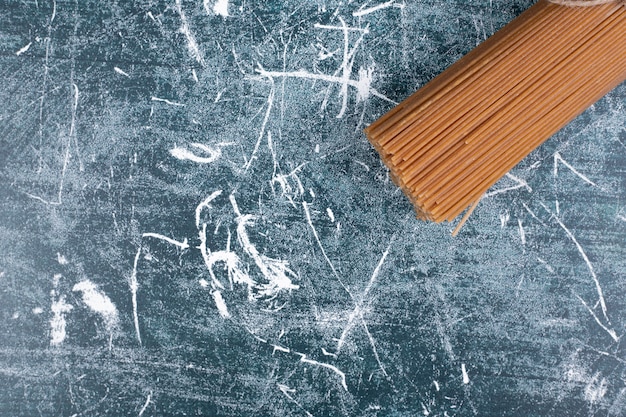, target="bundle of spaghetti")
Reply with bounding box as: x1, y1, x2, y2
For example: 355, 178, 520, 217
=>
365, 0, 626, 223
